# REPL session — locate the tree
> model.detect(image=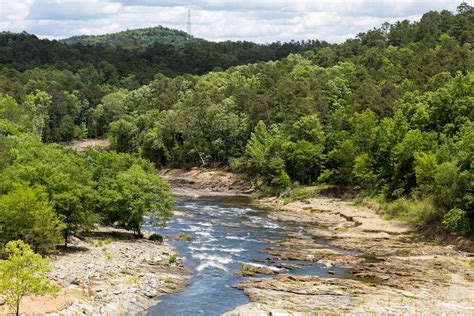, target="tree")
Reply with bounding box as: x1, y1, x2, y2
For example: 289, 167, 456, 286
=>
0, 240, 59, 316
99, 164, 174, 236
0, 141, 101, 248
0, 185, 65, 254
23, 90, 51, 140
108, 118, 139, 153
